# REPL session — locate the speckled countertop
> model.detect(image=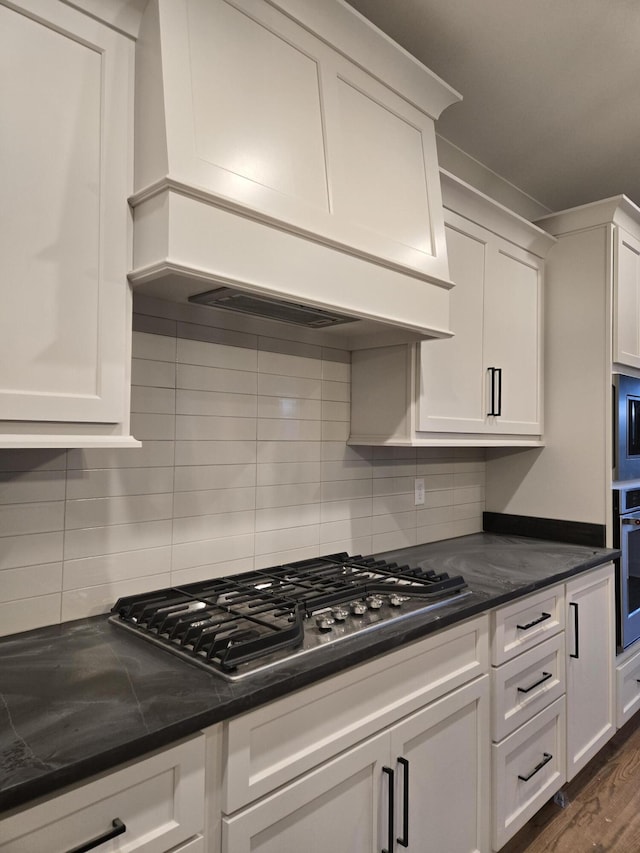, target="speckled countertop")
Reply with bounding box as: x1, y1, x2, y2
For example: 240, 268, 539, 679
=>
0, 532, 619, 814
